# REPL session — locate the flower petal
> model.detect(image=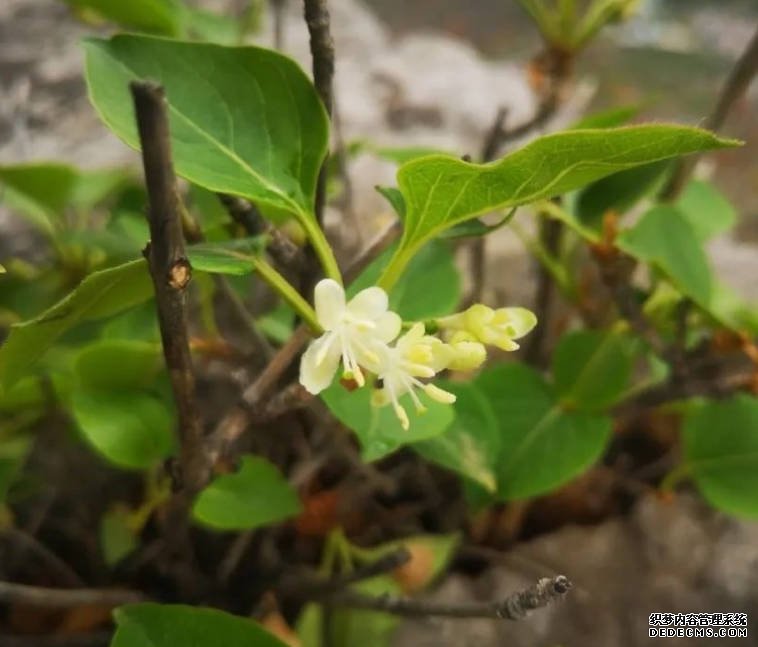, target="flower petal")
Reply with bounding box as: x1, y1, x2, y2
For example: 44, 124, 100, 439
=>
299, 335, 341, 394
314, 279, 346, 330
374, 311, 402, 343
497, 307, 537, 339
347, 286, 389, 320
